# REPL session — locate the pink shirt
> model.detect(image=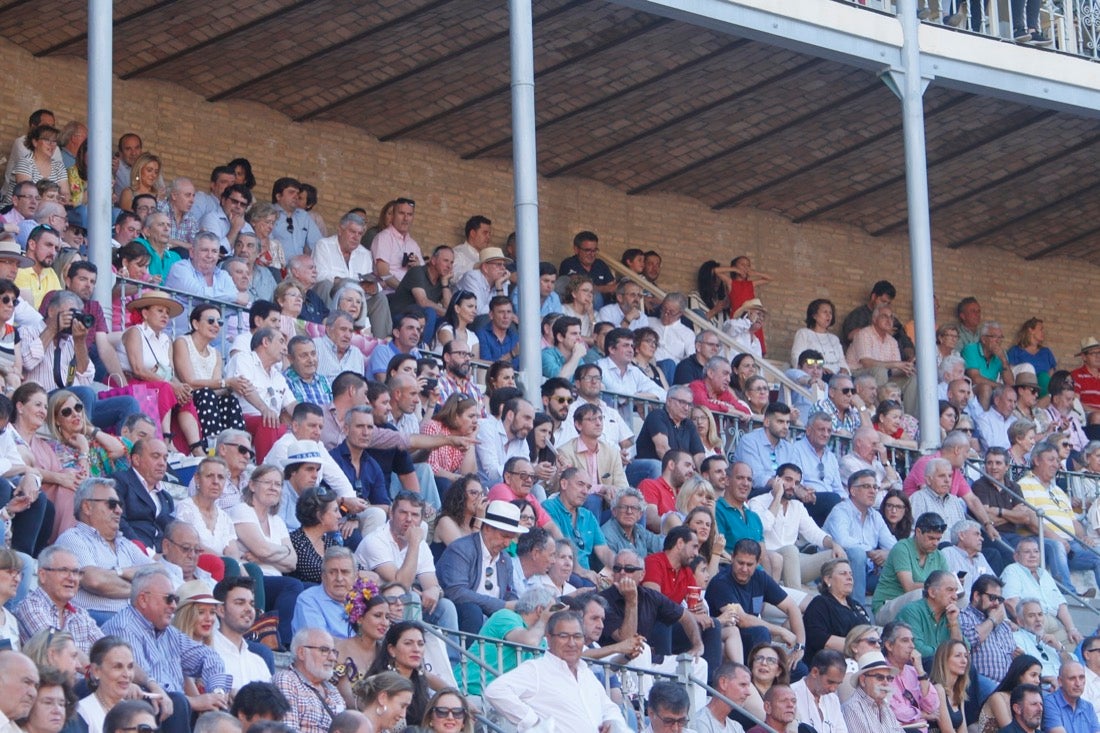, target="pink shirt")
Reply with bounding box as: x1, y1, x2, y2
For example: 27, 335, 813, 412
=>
902, 452, 972, 498
487, 483, 551, 528
370, 225, 421, 292
846, 326, 901, 369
